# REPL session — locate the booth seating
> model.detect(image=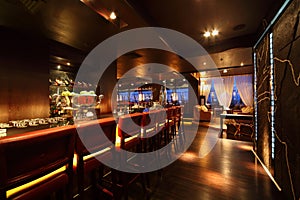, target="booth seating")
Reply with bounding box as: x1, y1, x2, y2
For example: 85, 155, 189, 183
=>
0, 125, 76, 200
193, 105, 212, 122
224, 106, 254, 139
